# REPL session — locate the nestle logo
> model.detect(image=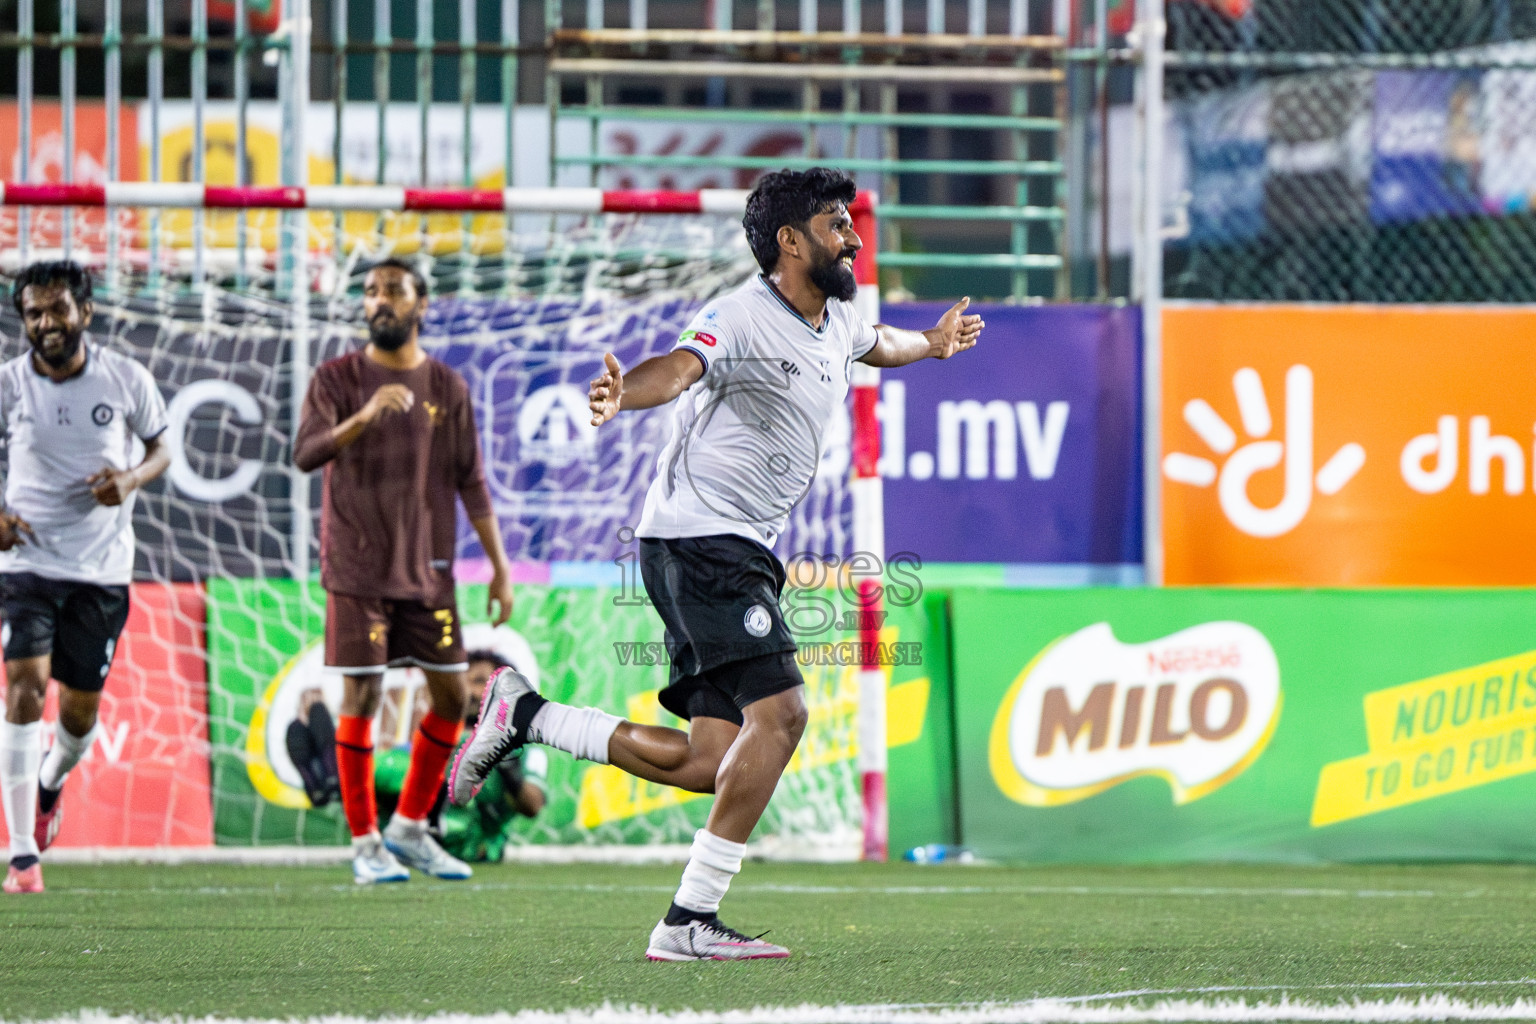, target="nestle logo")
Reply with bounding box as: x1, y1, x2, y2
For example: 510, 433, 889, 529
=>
1145, 645, 1242, 675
